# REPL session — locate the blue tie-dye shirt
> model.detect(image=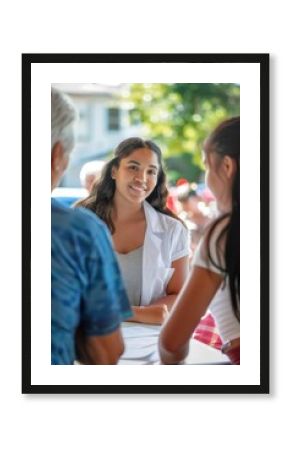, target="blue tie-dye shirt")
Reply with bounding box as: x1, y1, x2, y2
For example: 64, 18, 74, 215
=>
51, 198, 132, 365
